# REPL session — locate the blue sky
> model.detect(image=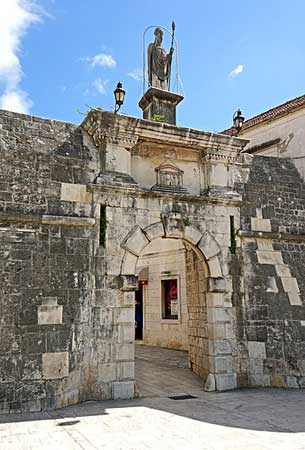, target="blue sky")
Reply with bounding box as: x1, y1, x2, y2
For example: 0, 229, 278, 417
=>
1, 0, 305, 132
